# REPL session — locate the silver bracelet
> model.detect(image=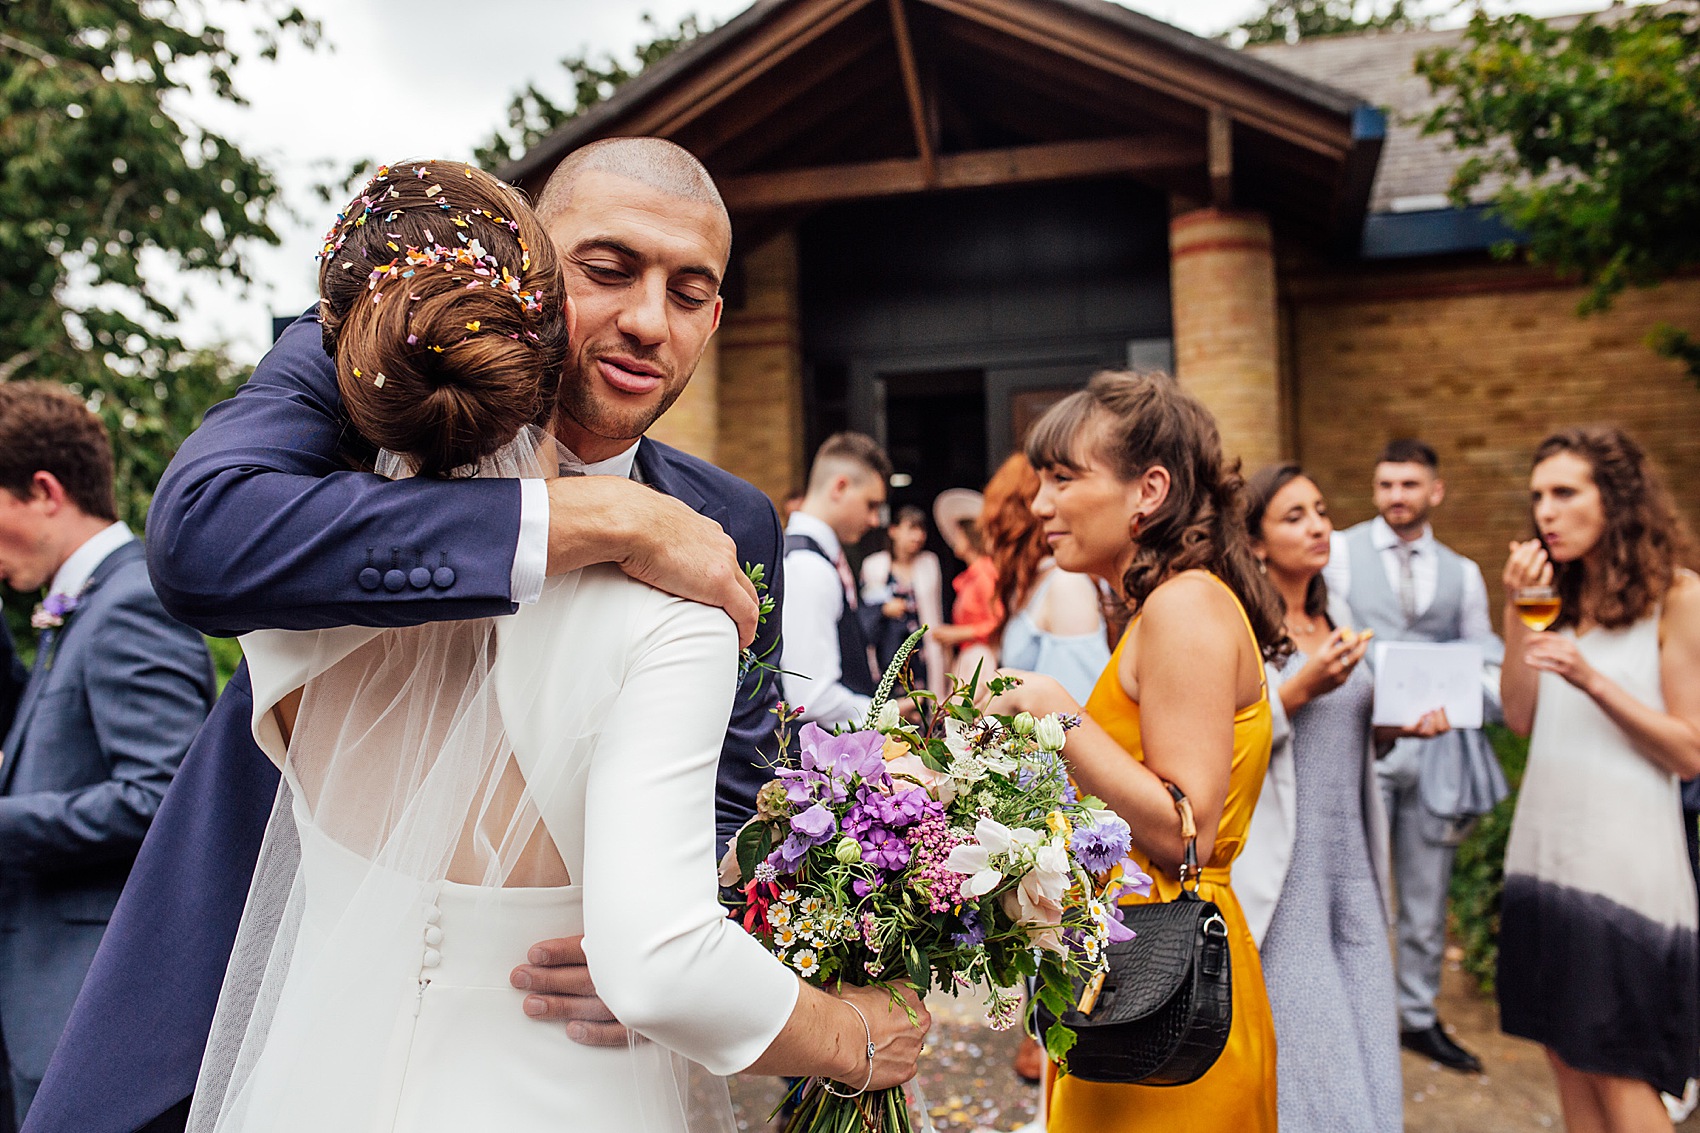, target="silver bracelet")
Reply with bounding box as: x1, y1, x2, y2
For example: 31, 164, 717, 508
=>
821, 998, 876, 1098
